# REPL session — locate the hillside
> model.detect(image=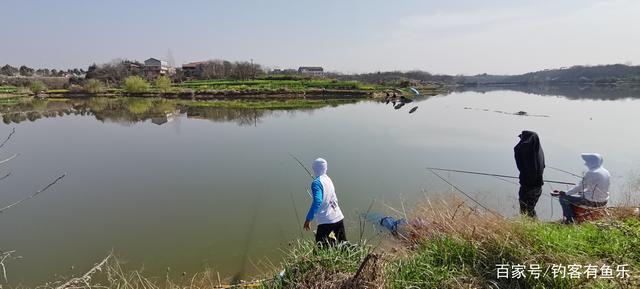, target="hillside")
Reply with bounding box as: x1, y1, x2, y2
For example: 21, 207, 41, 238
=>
459, 64, 640, 85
